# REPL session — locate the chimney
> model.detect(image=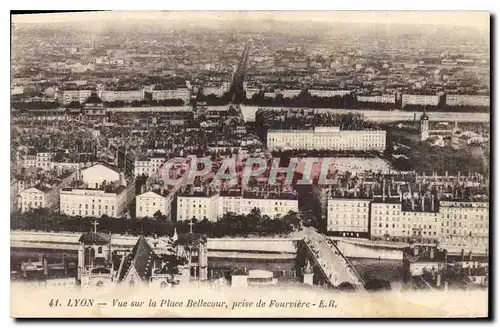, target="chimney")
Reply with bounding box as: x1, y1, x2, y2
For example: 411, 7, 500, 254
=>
43, 256, 48, 277
399, 190, 402, 202
421, 195, 425, 212
382, 179, 386, 201
431, 194, 435, 211
119, 172, 126, 186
